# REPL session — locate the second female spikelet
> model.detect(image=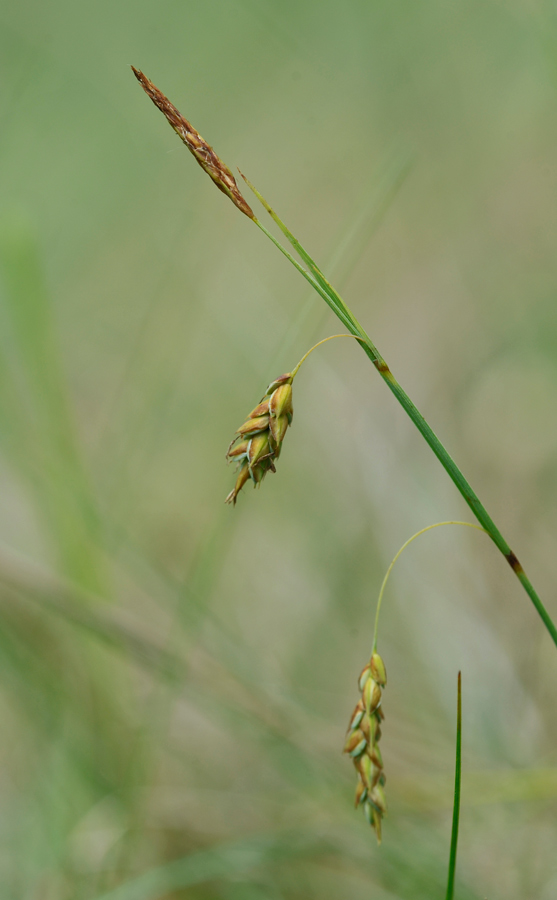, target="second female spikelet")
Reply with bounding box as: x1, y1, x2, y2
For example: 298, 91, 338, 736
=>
225, 373, 293, 504
344, 652, 388, 842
